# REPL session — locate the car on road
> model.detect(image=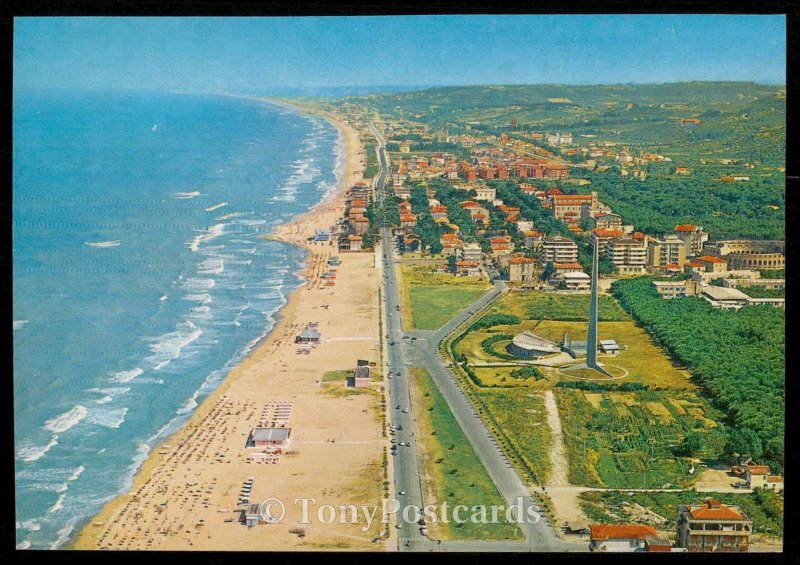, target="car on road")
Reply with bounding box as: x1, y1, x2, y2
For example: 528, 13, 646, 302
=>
396, 425, 403, 430
399, 441, 405, 446
402, 408, 408, 413
398, 490, 405, 495
395, 405, 400, 409
389, 341, 395, 345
